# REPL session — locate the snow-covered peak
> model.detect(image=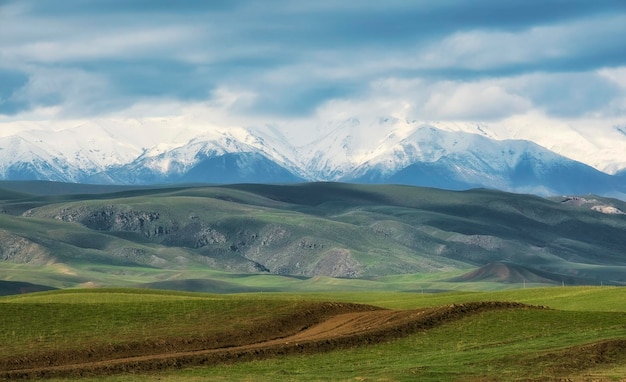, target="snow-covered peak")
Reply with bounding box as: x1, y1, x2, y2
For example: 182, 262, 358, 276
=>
424, 119, 626, 175
0, 114, 624, 194
297, 117, 425, 179
0, 135, 52, 169
345, 125, 566, 180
